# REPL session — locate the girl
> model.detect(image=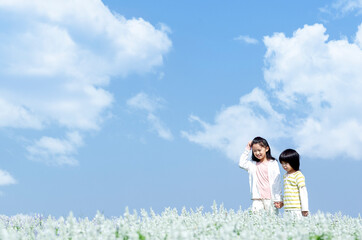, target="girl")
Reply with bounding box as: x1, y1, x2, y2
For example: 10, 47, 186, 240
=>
239, 136, 283, 214
279, 149, 309, 217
